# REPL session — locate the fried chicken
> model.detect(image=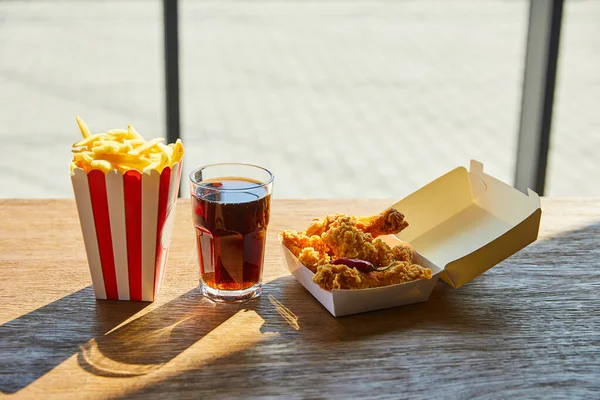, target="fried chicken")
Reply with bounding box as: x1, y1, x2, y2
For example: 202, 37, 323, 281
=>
282, 209, 431, 292
363, 261, 432, 287
305, 213, 346, 237
298, 247, 330, 273
321, 216, 395, 267
392, 243, 414, 263
305, 209, 408, 238
356, 208, 409, 238
313, 261, 432, 291
281, 230, 329, 257
311, 263, 363, 291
